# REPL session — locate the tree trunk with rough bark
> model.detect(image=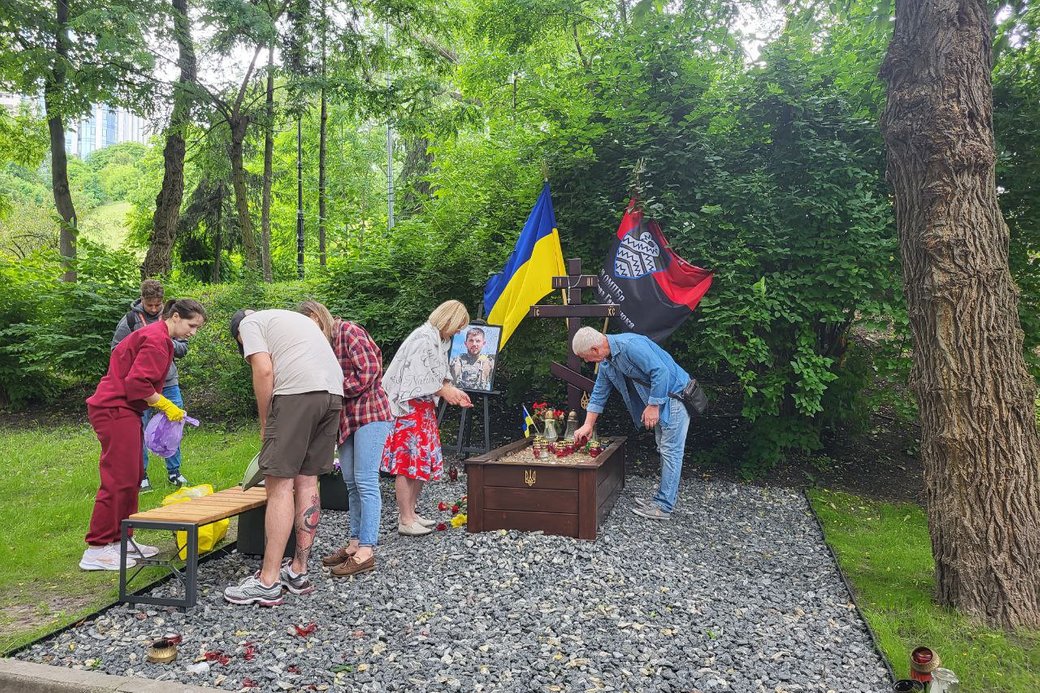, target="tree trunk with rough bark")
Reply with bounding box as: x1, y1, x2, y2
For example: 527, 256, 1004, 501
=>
260, 43, 274, 283
143, 0, 196, 278
49, 0, 77, 282
228, 114, 259, 273
880, 0, 1040, 629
